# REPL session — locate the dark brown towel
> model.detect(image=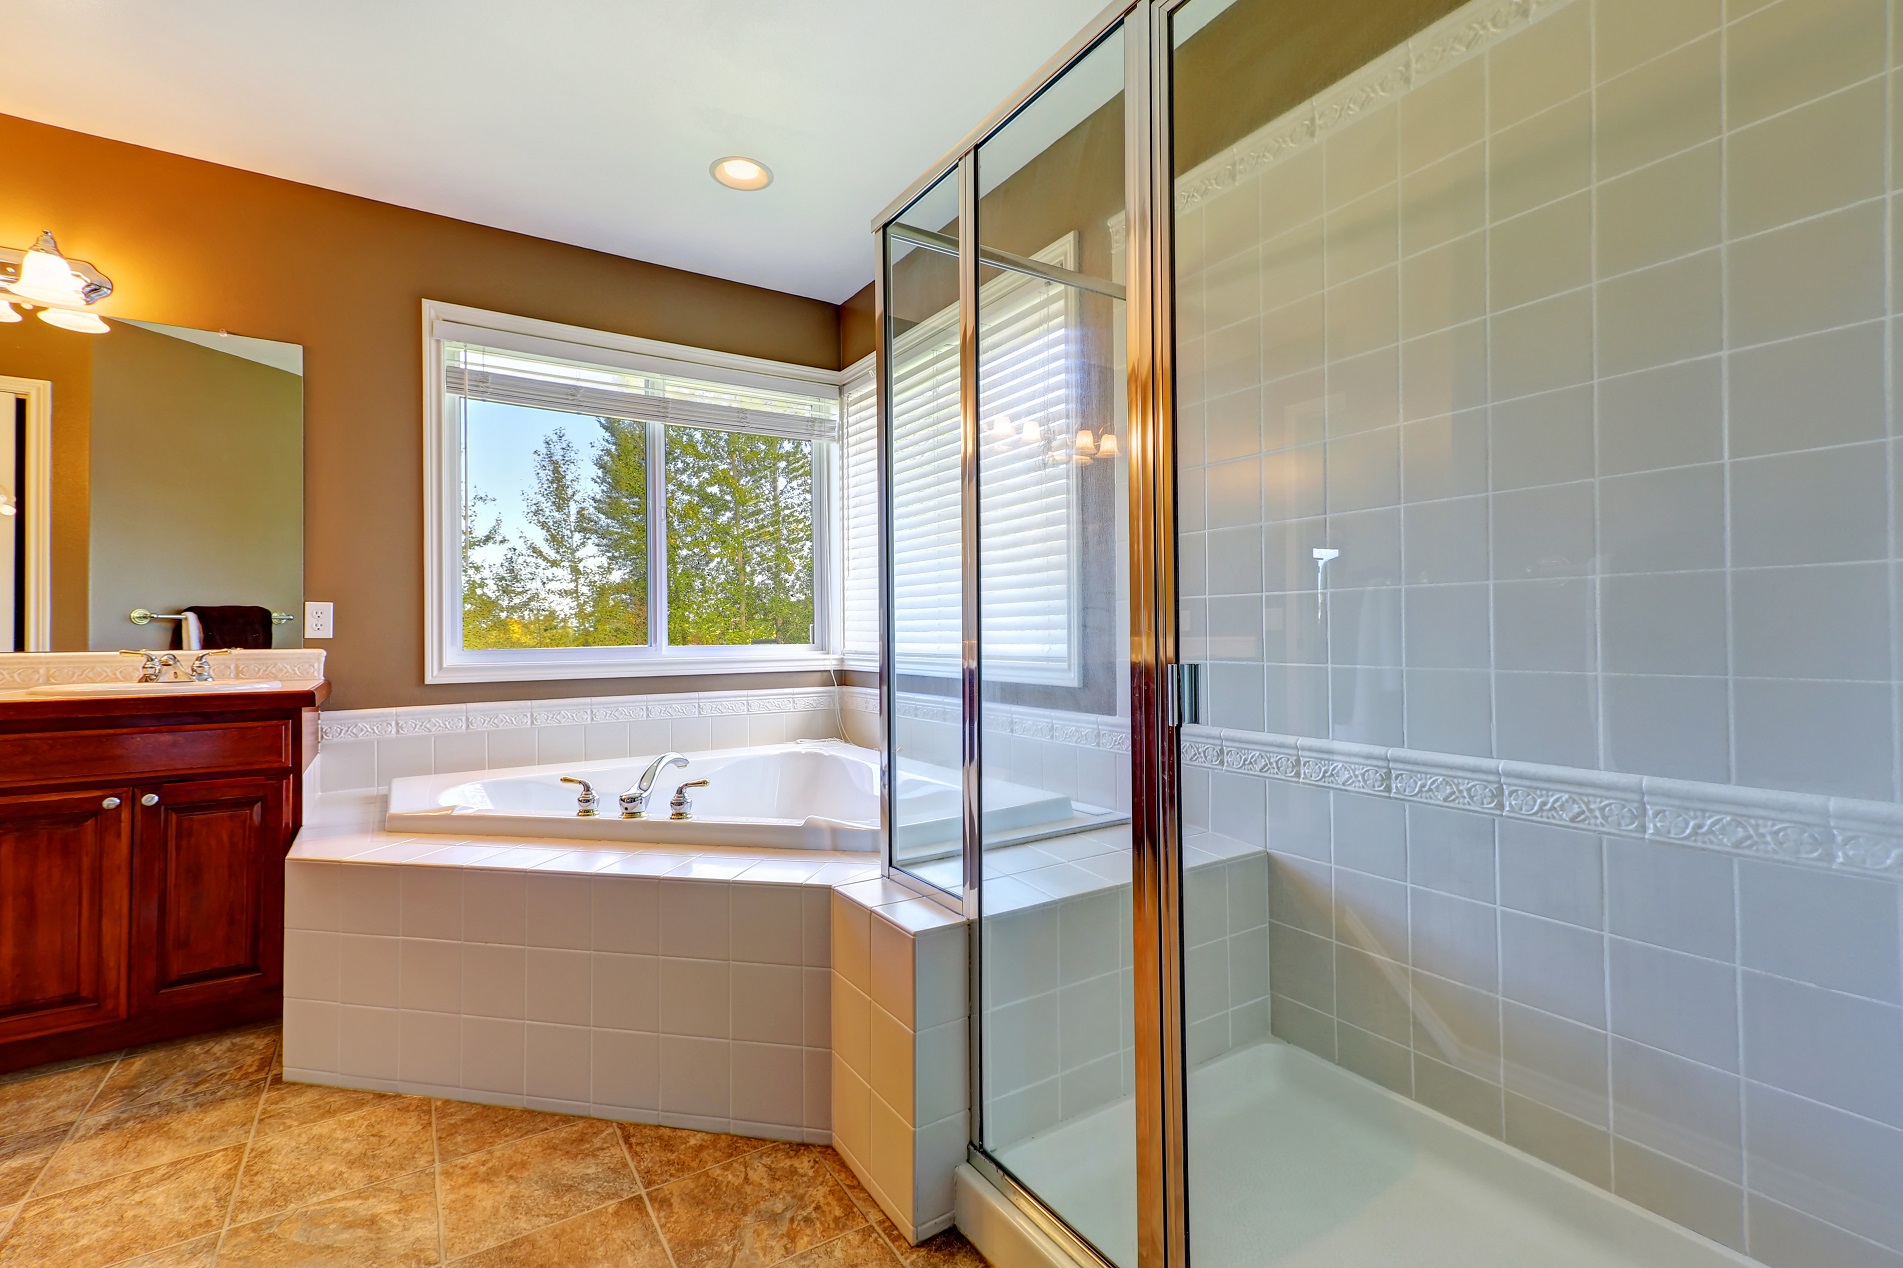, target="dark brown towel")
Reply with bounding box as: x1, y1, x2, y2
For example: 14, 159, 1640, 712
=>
170, 605, 275, 650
